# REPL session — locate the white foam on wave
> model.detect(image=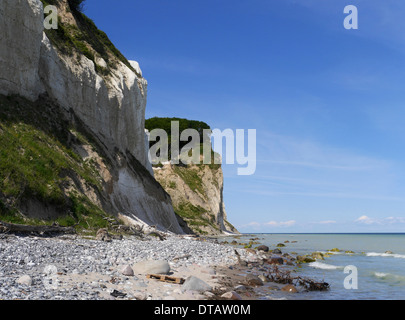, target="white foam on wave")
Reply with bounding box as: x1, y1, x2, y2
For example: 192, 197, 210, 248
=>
308, 261, 343, 270
372, 272, 405, 284
366, 252, 405, 259
326, 251, 343, 255
374, 272, 388, 278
